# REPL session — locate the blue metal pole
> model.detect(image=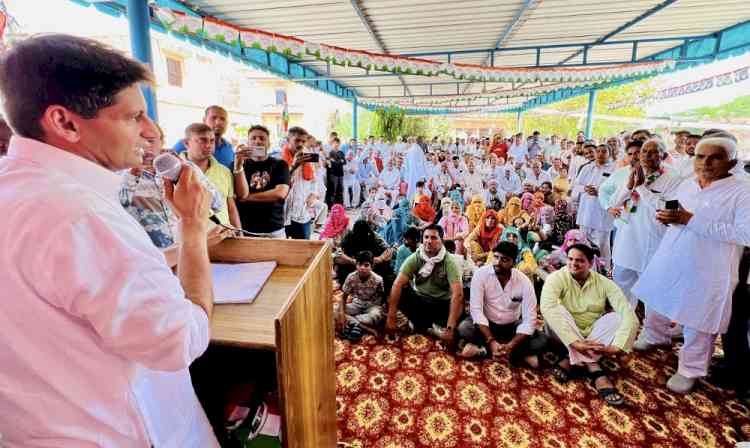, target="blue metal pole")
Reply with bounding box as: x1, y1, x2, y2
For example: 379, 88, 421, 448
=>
352, 97, 359, 140
127, 0, 158, 121
585, 89, 597, 139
